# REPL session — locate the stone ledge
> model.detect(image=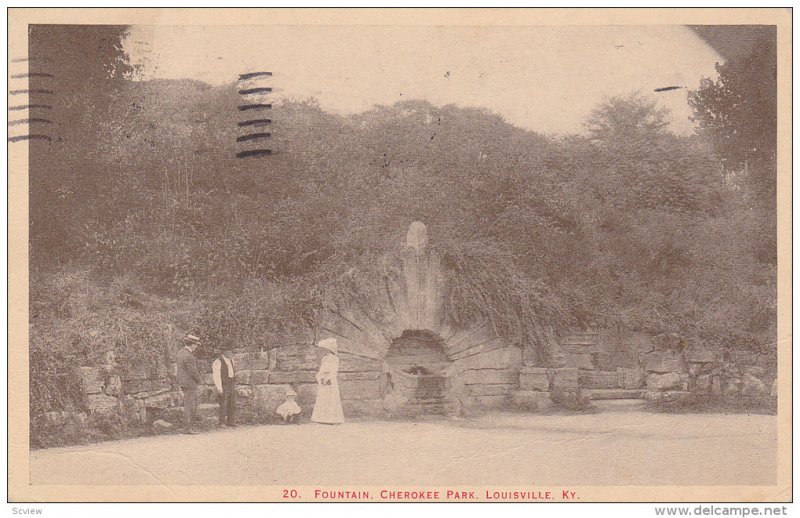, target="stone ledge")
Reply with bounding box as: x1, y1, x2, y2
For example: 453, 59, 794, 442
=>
644, 391, 692, 404
510, 390, 553, 412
